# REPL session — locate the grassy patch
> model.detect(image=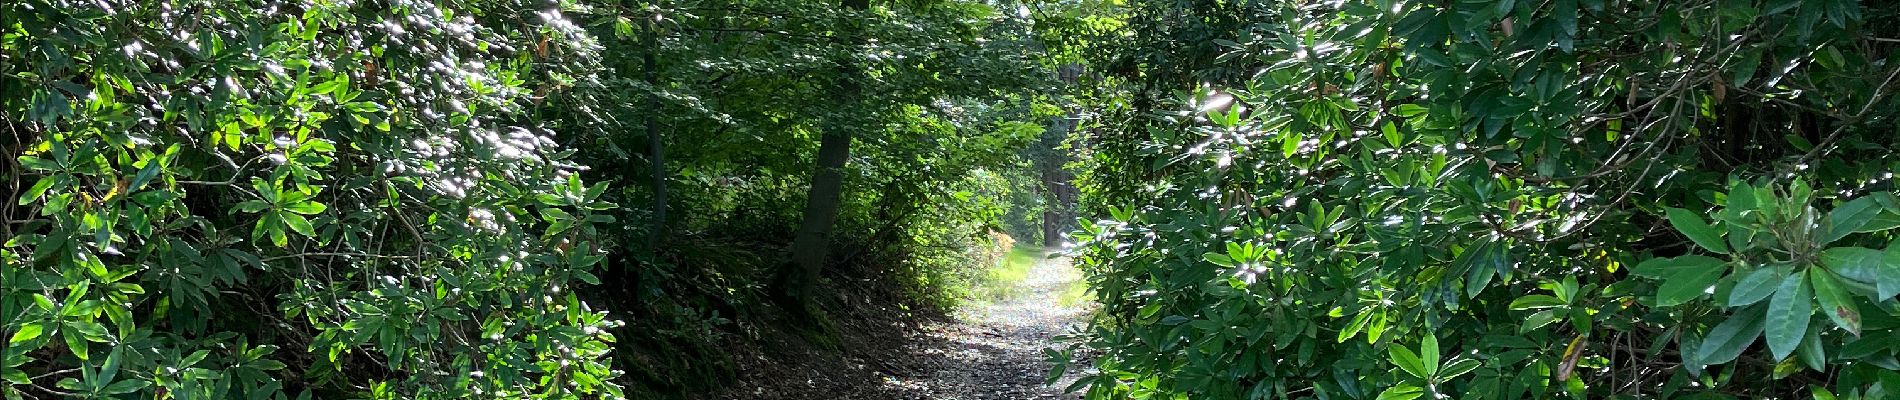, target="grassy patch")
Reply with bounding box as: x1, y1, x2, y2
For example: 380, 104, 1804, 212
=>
976, 245, 1045, 301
